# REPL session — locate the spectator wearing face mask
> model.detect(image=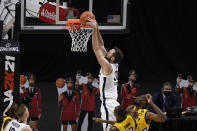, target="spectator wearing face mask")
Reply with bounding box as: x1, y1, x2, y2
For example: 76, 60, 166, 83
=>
176, 77, 197, 111
151, 82, 178, 113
